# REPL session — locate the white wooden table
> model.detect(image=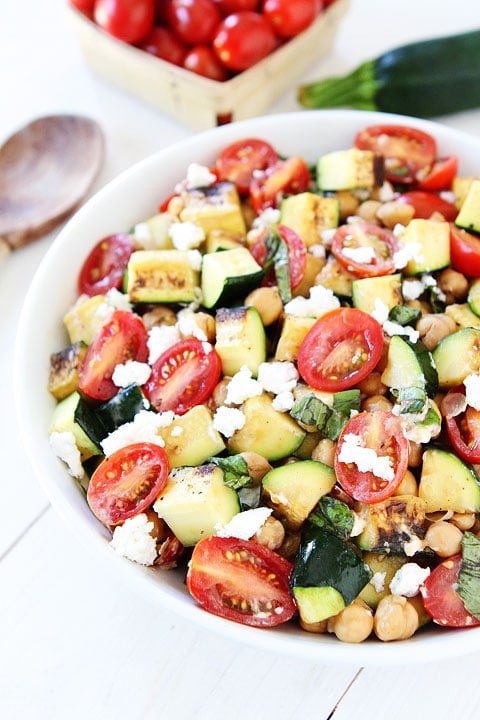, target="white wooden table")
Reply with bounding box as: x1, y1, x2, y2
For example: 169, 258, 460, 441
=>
1, 1, 480, 718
